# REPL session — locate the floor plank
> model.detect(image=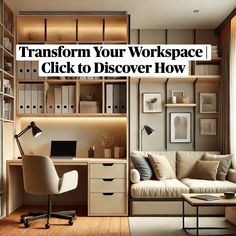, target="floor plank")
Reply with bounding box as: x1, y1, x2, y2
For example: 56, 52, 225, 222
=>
0, 207, 130, 236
